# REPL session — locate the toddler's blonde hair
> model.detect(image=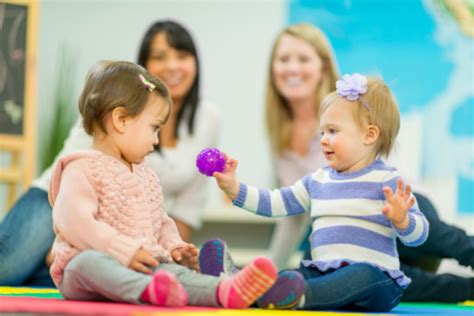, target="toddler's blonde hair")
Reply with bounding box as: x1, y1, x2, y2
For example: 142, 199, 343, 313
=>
320, 76, 400, 157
